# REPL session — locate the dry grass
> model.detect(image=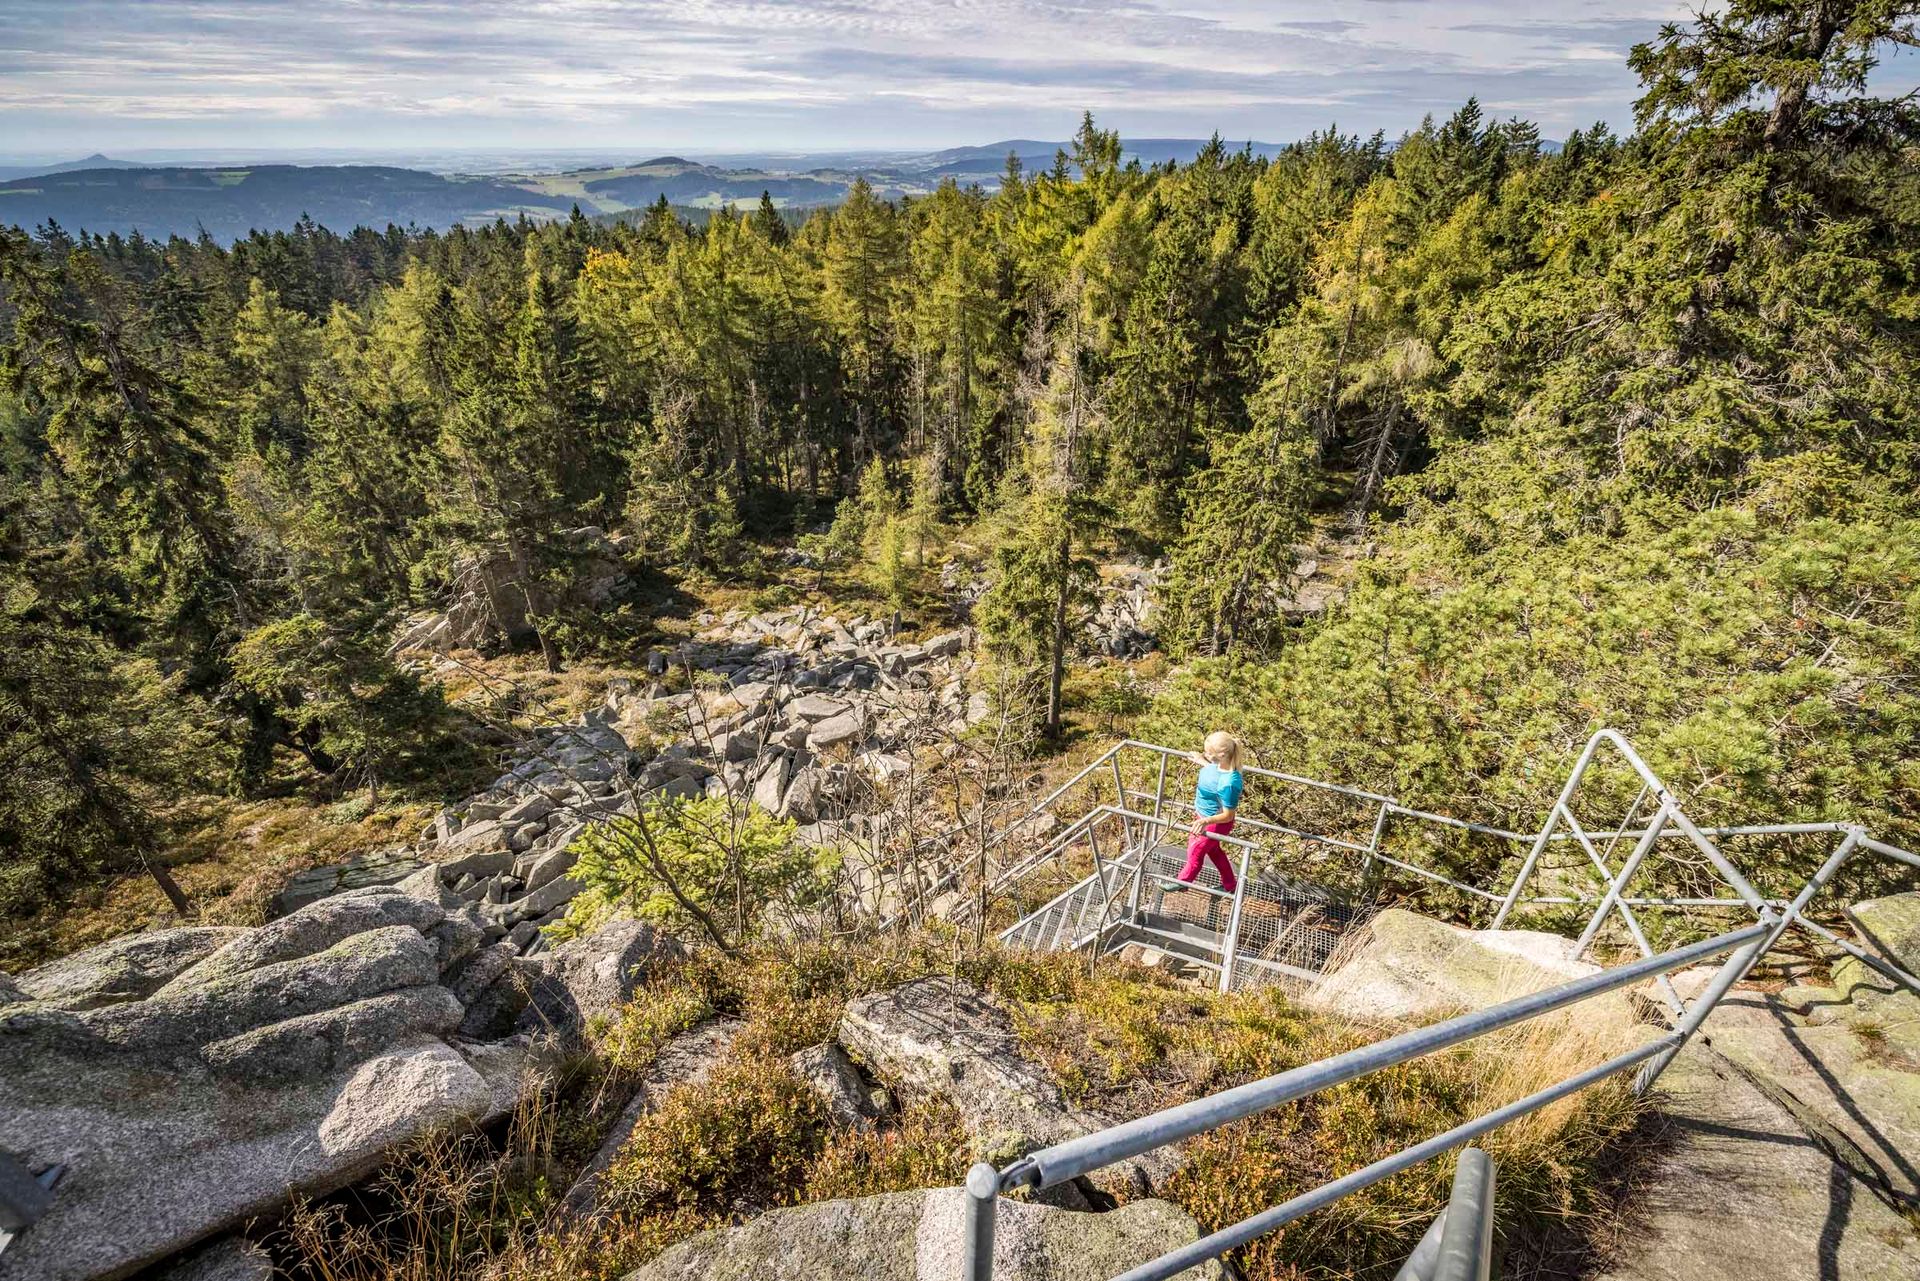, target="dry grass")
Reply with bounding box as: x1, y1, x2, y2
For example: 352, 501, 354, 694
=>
1, 793, 437, 971
265, 926, 1650, 1281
